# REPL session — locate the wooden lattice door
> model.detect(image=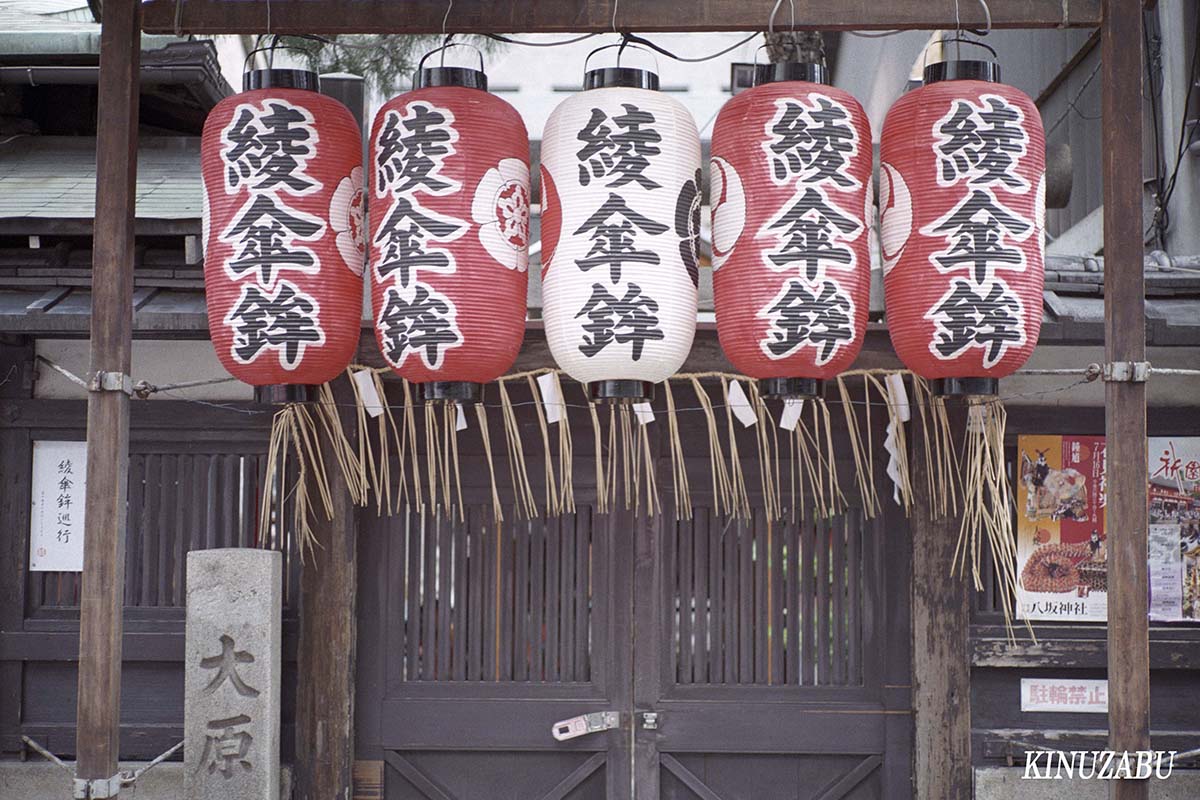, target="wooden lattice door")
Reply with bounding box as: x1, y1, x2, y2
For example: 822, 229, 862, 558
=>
631, 507, 913, 799
356, 402, 913, 799
357, 506, 633, 800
